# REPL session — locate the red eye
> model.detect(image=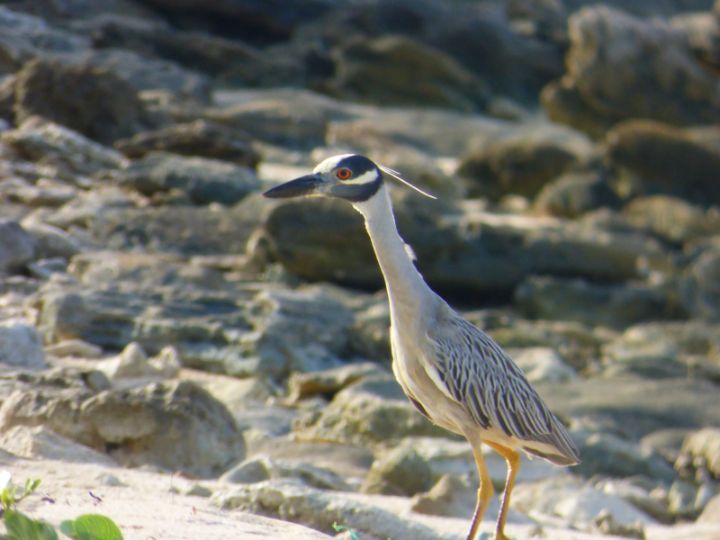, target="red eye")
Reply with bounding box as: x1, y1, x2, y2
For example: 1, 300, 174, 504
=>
336, 168, 352, 180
